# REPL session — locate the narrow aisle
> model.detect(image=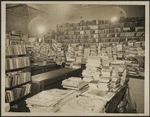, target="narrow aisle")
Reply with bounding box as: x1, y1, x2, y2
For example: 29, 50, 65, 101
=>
128, 78, 144, 113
